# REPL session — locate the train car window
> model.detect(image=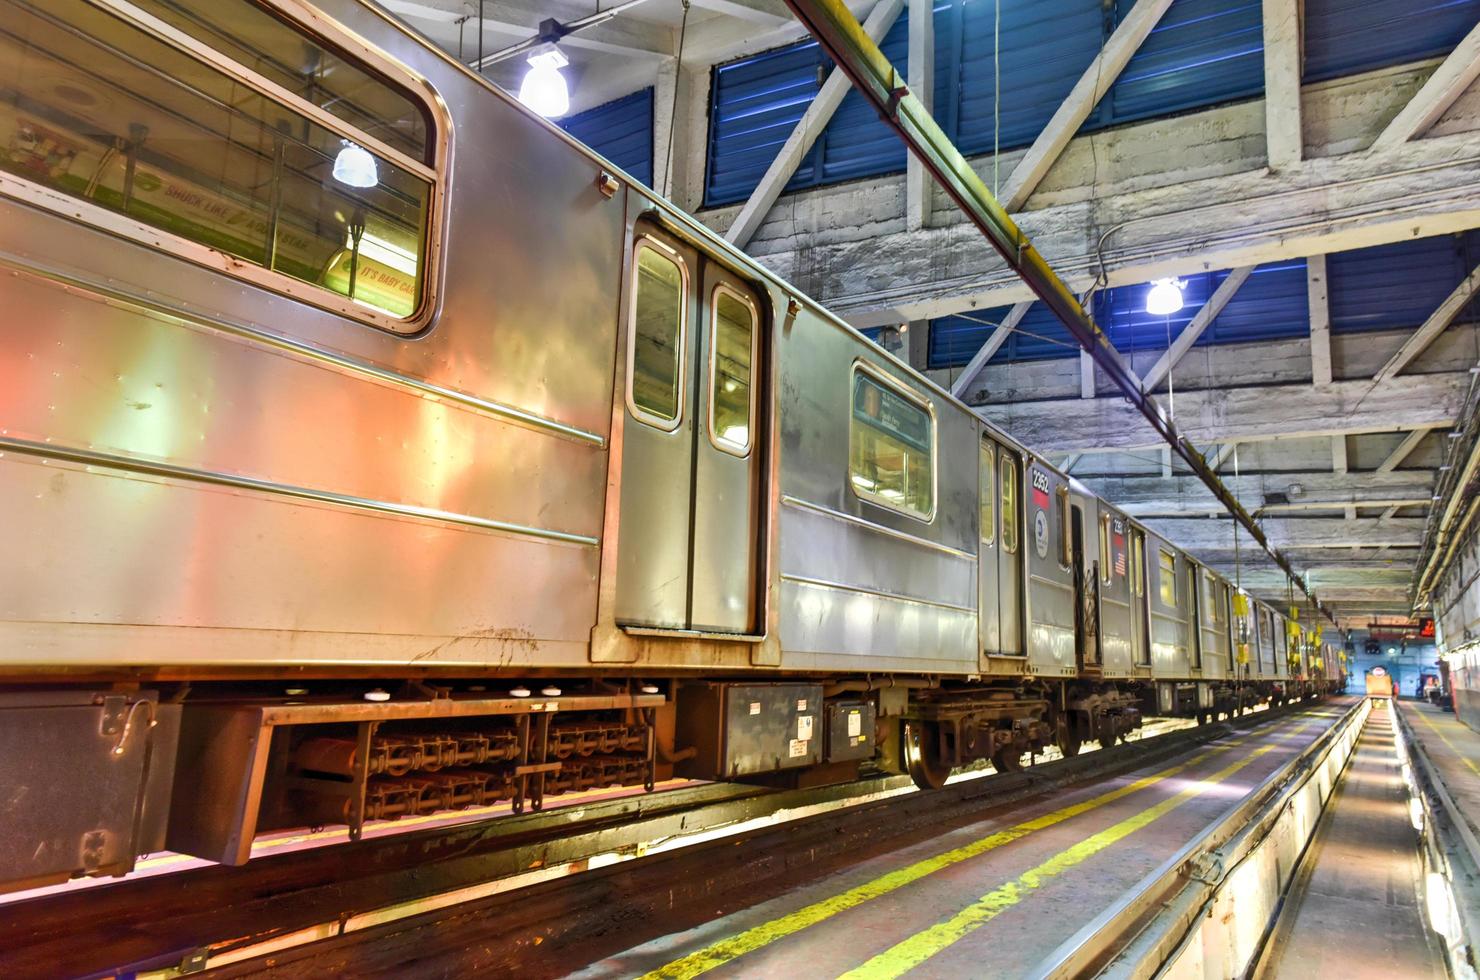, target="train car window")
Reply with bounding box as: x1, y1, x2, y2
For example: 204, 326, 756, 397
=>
1204, 573, 1222, 623
979, 444, 995, 545
124, 0, 431, 162
1000, 455, 1019, 553
1132, 533, 1145, 596
1099, 514, 1112, 584
0, 0, 434, 325
708, 284, 756, 455
849, 367, 935, 520
1159, 549, 1177, 607
628, 241, 686, 428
